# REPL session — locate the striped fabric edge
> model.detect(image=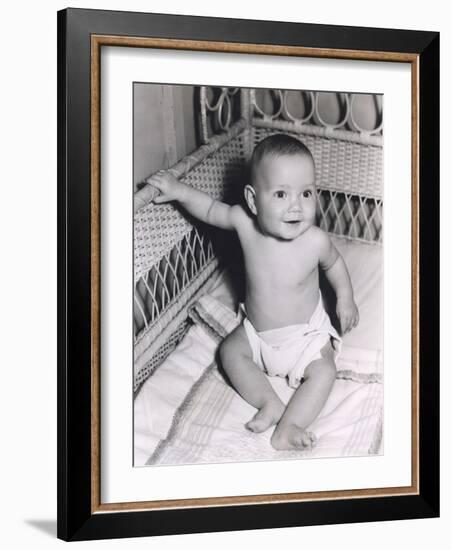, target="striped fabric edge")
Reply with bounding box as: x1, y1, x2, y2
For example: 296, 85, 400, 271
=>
146, 361, 217, 466
368, 407, 384, 455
